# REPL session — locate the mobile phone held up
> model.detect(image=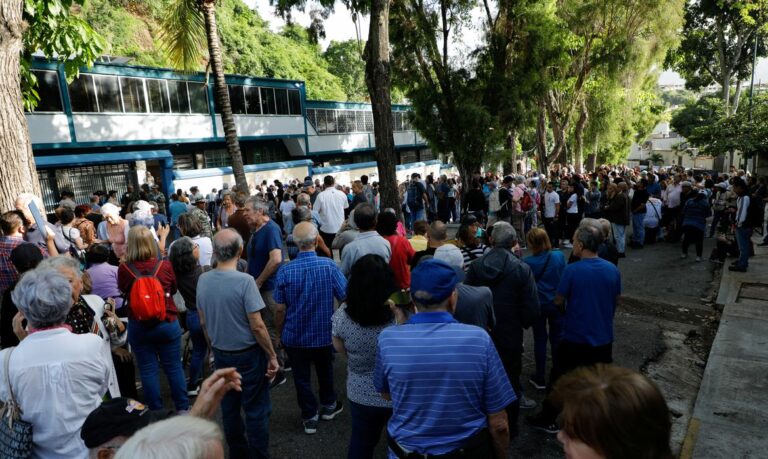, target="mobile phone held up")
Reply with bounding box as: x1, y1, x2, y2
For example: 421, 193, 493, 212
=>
28, 200, 50, 236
